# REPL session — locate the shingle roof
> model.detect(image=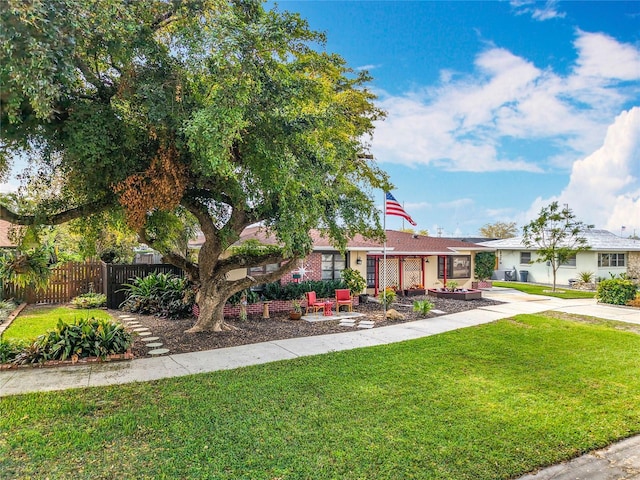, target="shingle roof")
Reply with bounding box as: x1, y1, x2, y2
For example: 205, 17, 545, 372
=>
478, 229, 640, 251
190, 227, 492, 255
380, 230, 491, 255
